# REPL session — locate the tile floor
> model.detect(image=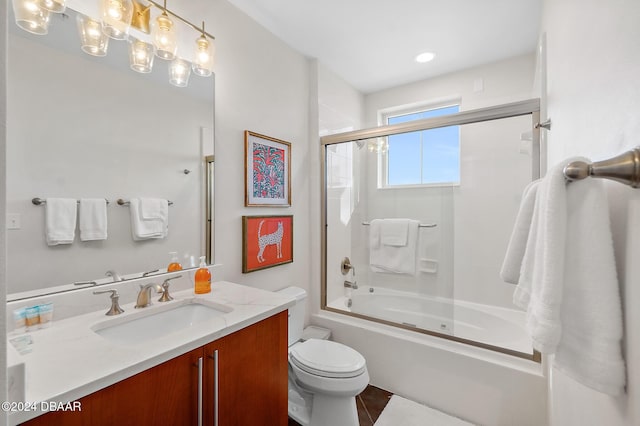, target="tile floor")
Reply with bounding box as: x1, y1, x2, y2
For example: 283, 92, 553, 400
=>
288, 385, 393, 426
